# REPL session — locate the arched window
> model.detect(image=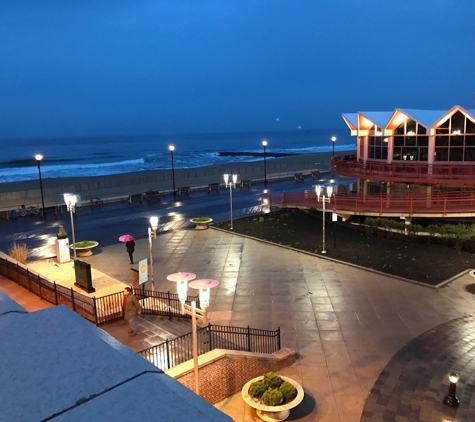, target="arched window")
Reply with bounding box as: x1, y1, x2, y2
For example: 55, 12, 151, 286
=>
368, 125, 388, 160
435, 111, 475, 161
392, 119, 428, 161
